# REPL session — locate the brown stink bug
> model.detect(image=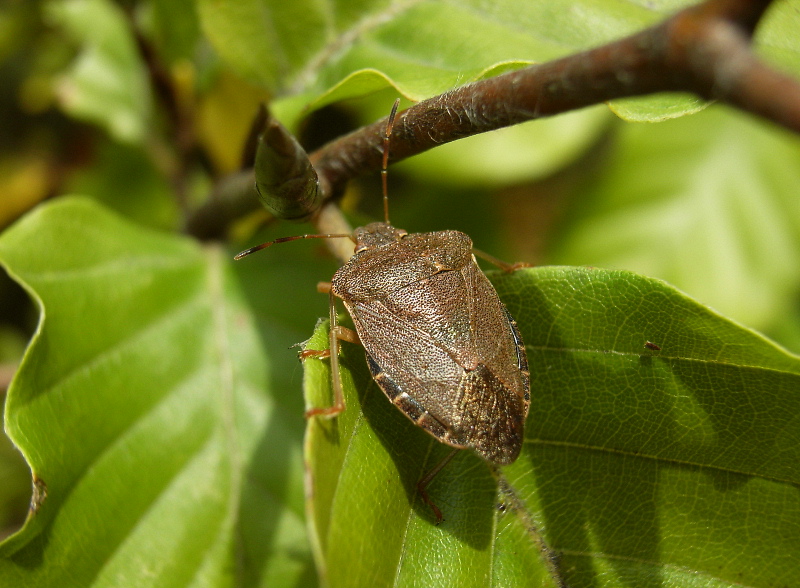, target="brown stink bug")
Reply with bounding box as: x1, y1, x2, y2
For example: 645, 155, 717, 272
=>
236, 100, 530, 522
